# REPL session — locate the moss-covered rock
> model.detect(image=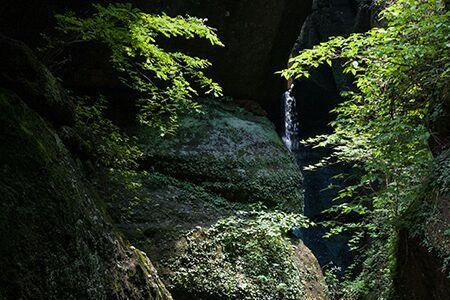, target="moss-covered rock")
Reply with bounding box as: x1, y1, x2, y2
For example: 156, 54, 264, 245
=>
0, 89, 171, 300
0, 35, 75, 127
103, 100, 330, 300
103, 171, 231, 265
394, 148, 450, 299
166, 211, 328, 300
133, 99, 303, 211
